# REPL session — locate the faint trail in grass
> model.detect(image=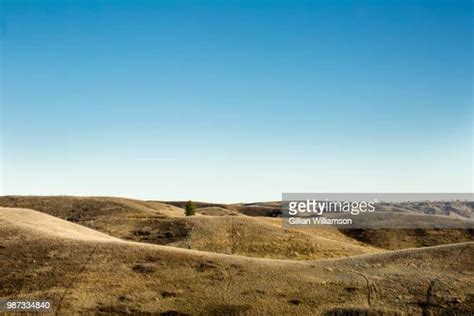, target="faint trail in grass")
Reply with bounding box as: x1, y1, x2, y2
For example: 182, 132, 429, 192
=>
420, 244, 471, 315
340, 269, 373, 308
55, 242, 100, 315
